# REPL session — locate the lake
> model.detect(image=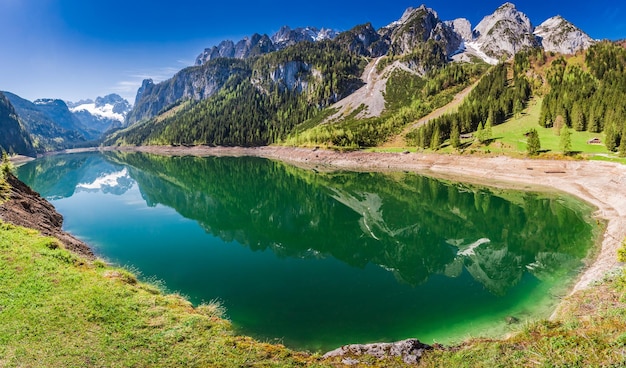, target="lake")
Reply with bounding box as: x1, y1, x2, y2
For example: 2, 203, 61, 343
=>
17, 151, 598, 351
